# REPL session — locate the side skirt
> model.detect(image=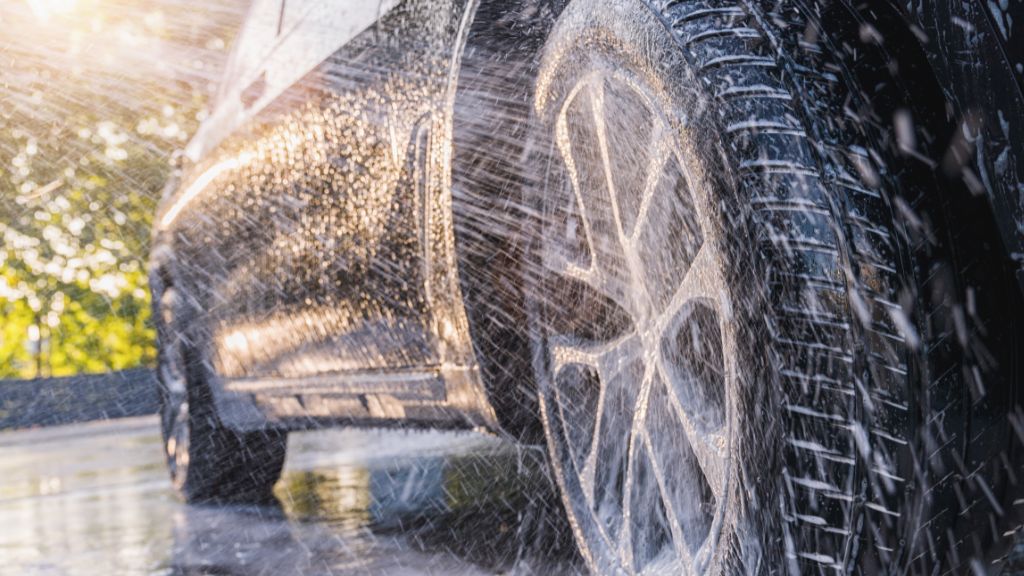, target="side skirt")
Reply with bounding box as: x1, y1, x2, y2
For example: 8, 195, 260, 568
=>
212, 365, 499, 433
